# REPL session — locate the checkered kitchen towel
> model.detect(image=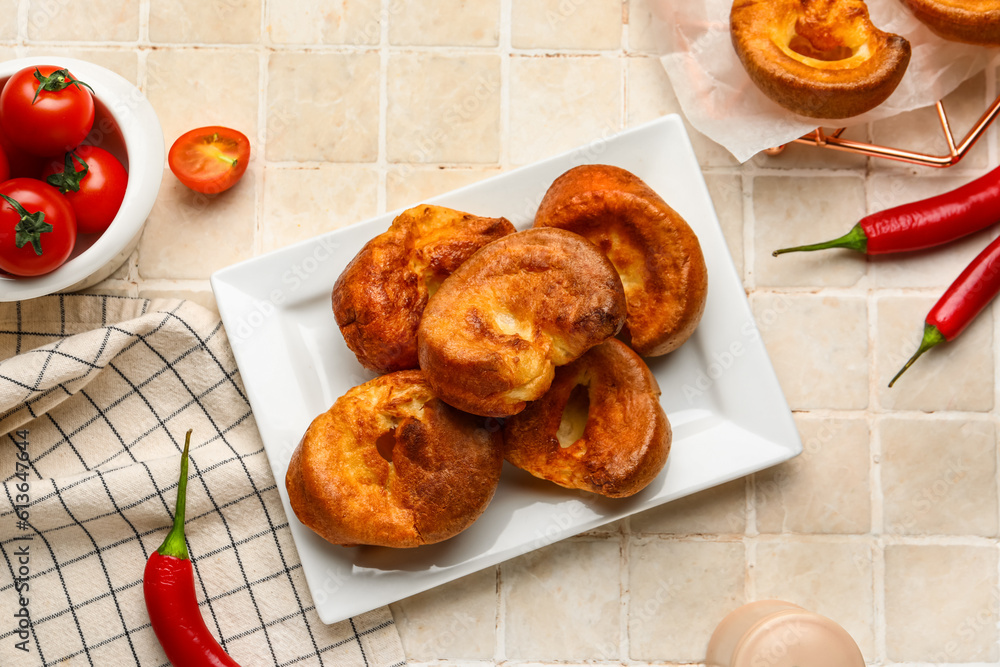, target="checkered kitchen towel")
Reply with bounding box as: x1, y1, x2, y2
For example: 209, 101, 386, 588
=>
0, 295, 406, 666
